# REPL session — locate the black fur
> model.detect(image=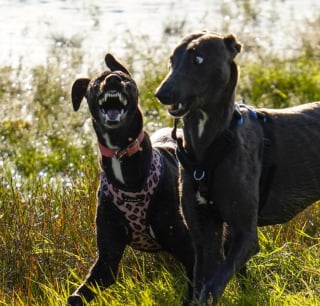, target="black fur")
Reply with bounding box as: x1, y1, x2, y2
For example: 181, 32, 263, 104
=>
155, 30, 320, 305
67, 54, 194, 305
